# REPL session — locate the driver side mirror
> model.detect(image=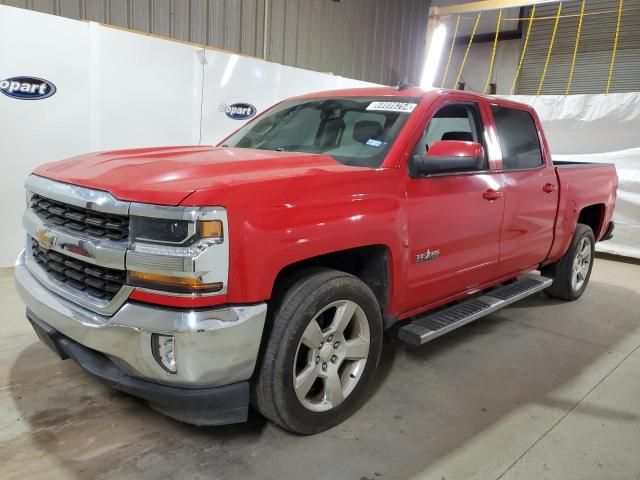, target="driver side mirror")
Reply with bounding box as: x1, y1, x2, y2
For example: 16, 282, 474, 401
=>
410, 140, 485, 177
